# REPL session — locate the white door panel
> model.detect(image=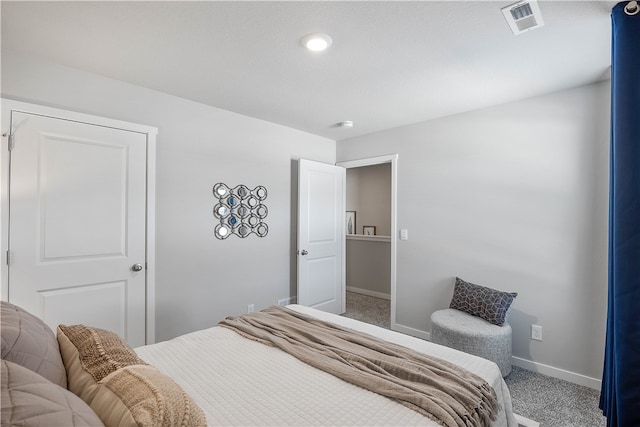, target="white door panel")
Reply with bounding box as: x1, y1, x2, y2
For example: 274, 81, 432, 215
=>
40, 135, 127, 259
8, 111, 147, 346
297, 159, 345, 314
307, 256, 339, 306
39, 281, 127, 338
